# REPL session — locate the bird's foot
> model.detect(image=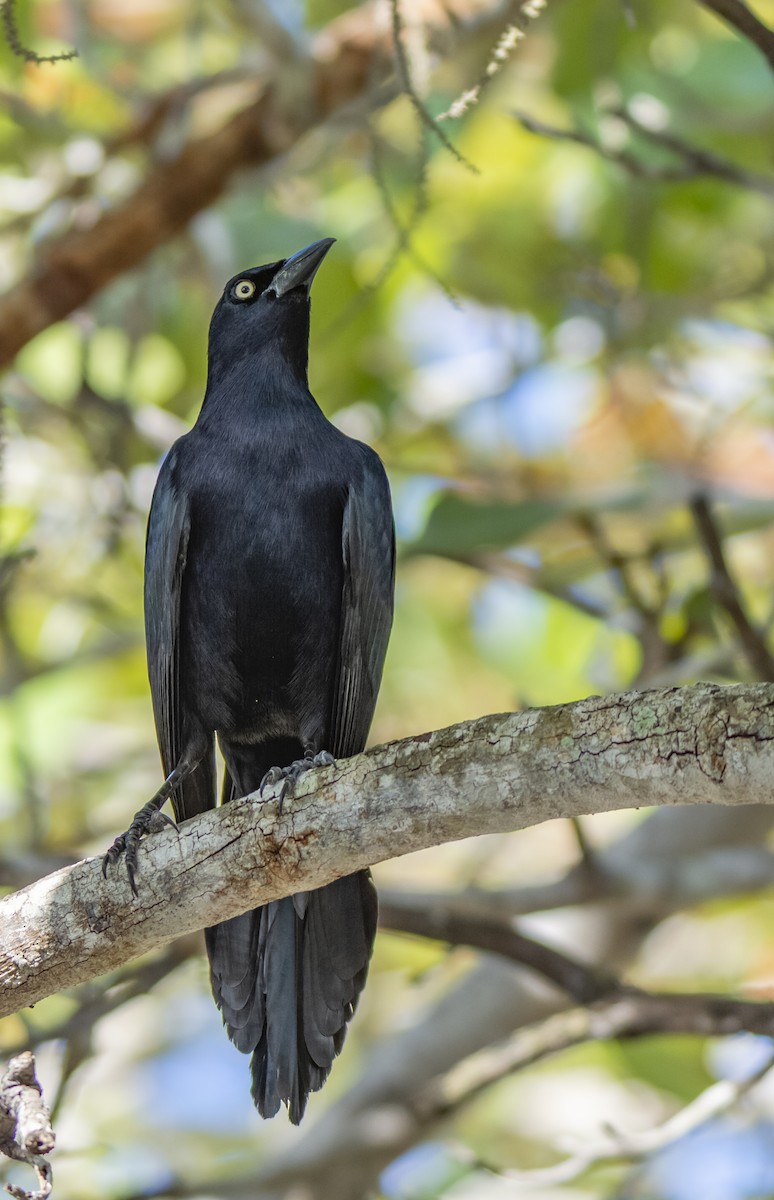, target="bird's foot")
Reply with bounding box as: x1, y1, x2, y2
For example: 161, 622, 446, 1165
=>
260, 751, 335, 812
102, 799, 178, 897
